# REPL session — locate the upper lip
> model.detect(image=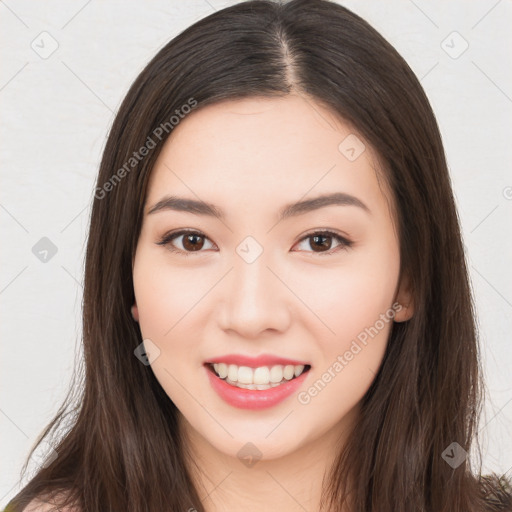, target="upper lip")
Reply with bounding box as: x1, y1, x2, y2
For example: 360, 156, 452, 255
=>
205, 353, 310, 368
